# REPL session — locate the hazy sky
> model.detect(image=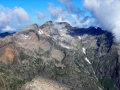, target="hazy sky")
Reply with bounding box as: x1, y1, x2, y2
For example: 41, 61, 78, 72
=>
0, 0, 120, 42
